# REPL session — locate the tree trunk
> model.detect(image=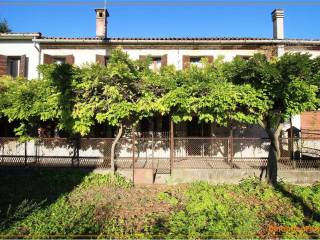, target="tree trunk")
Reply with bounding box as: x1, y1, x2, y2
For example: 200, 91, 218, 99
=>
265, 125, 282, 186
110, 124, 123, 173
